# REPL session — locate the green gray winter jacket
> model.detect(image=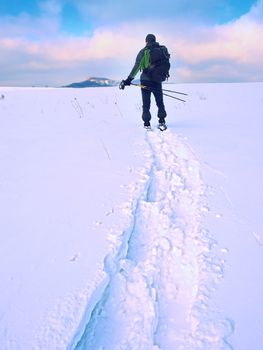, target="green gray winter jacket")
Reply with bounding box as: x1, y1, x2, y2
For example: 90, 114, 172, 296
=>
129, 42, 160, 81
